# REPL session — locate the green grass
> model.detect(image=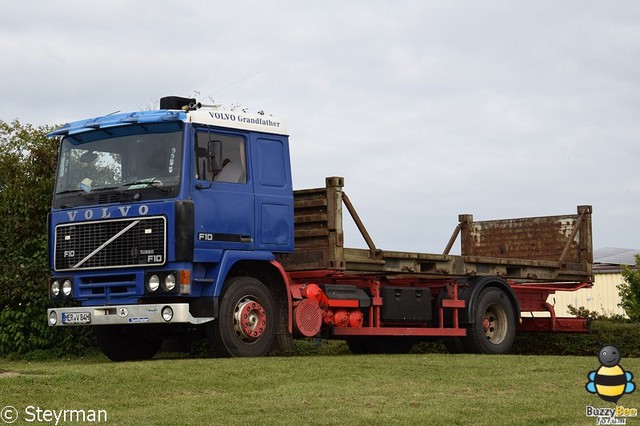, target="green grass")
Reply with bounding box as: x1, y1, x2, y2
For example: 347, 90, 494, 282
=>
1, 350, 639, 425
